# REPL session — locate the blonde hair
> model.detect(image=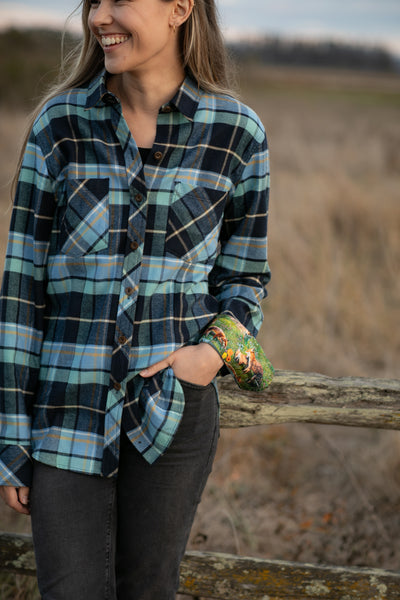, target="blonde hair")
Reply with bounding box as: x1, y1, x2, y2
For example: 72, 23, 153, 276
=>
12, 0, 235, 194
178, 0, 235, 95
